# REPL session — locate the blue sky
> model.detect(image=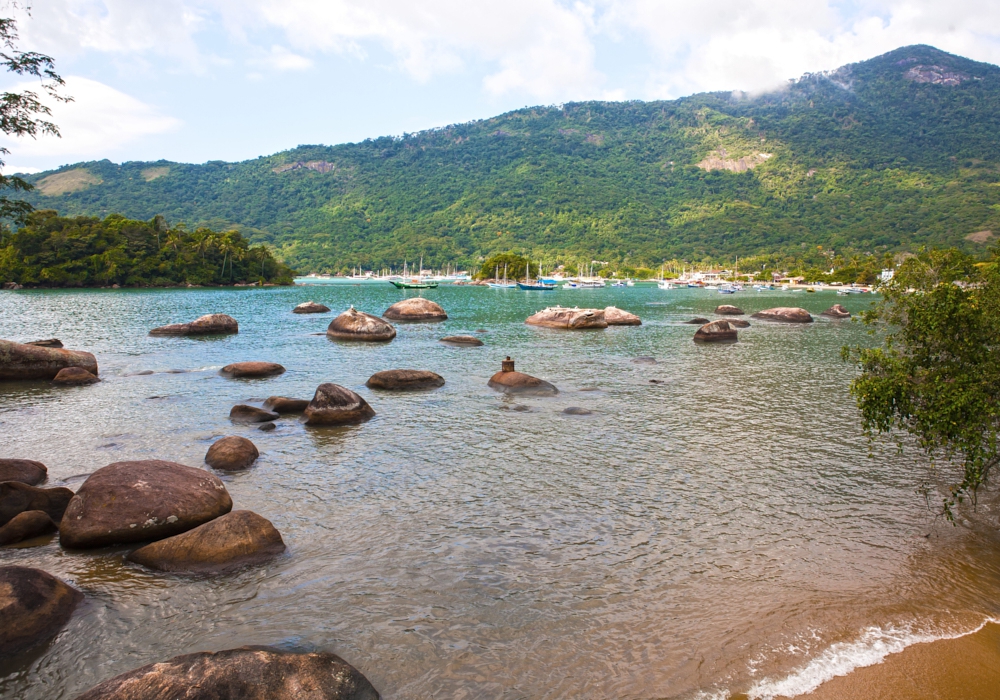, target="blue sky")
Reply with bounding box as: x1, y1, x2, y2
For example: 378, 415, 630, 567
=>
2, 0, 999, 173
